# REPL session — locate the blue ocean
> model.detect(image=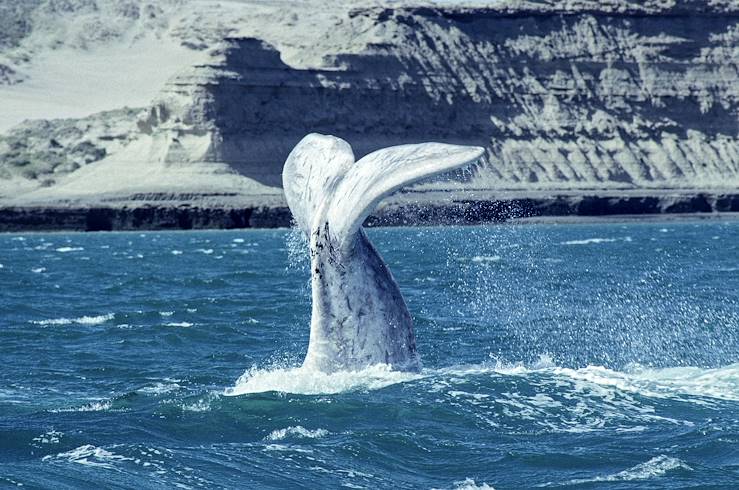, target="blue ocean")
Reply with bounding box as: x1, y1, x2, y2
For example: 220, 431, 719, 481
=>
1, 221, 738, 489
